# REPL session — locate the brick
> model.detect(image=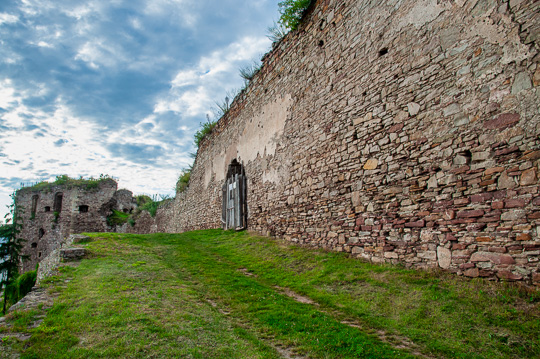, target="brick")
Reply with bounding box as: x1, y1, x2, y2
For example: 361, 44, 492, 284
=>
505, 199, 527, 208
485, 167, 505, 175
405, 220, 425, 228
470, 252, 515, 265
528, 212, 540, 220
520, 168, 537, 186
457, 209, 485, 218
516, 233, 532, 241
454, 198, 470, 206
484, 113, 520, 130
464, 268, 479, 277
